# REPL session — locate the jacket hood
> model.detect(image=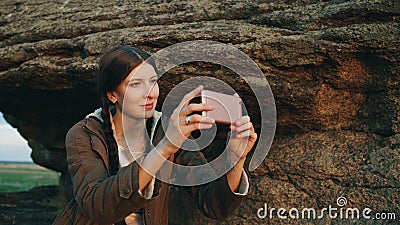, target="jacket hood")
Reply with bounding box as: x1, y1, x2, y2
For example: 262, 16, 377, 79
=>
86, 108, 162, 141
